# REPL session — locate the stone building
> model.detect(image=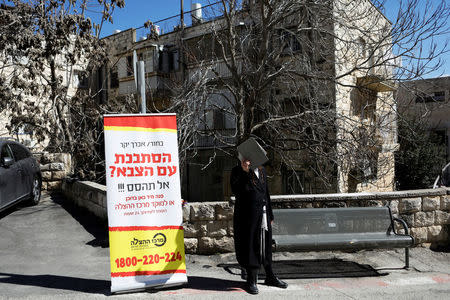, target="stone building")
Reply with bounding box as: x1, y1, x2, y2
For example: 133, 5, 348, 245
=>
0, 49, 78, 189
94, 0, 399, 200
397, 76, 450, 161
0, 44, 88, 152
